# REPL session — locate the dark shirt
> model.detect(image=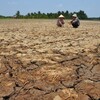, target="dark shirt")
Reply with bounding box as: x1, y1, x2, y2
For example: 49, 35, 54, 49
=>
71, 17, 80, 28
